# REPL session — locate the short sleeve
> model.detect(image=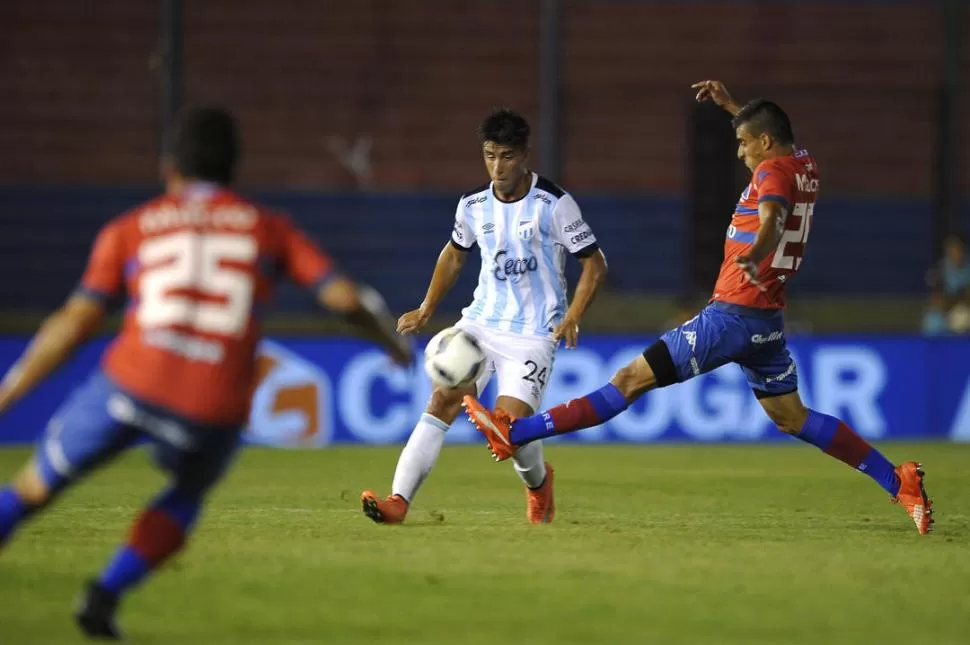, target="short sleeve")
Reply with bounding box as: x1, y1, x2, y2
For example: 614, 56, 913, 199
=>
754, 161, 795, 211
551, 194, 598, 257
450, 200, 475, 251
275, 215, 335, 291
78, 221, 125, 303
